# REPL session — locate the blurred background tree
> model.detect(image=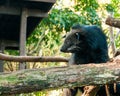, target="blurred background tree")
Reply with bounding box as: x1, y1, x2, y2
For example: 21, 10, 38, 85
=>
4, 0, 120, 95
